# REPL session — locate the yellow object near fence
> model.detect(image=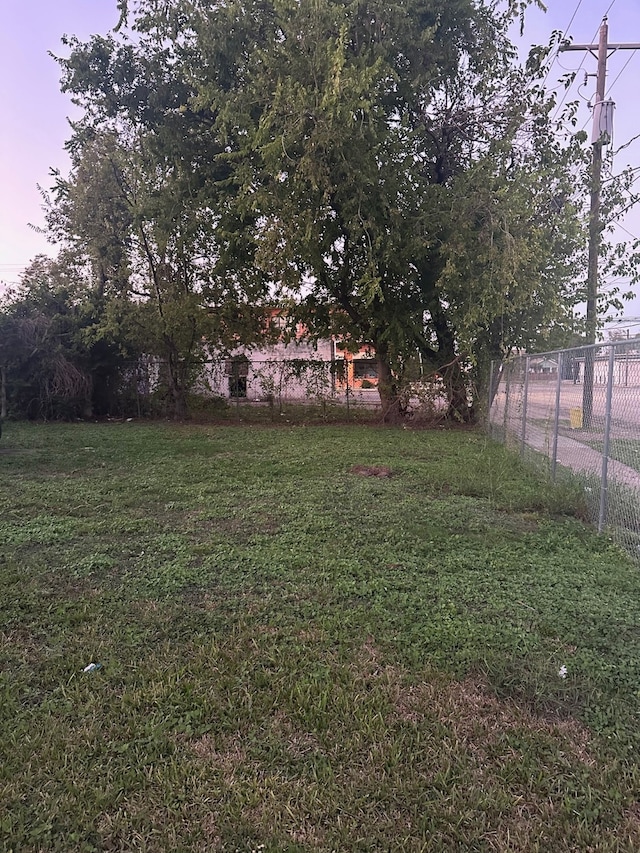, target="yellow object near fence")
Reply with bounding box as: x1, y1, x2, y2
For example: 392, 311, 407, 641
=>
569, 408, 583, 429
